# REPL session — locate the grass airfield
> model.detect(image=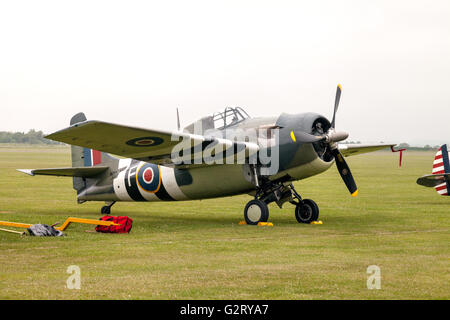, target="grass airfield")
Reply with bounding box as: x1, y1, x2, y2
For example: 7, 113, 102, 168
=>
0, 145, 448, 299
